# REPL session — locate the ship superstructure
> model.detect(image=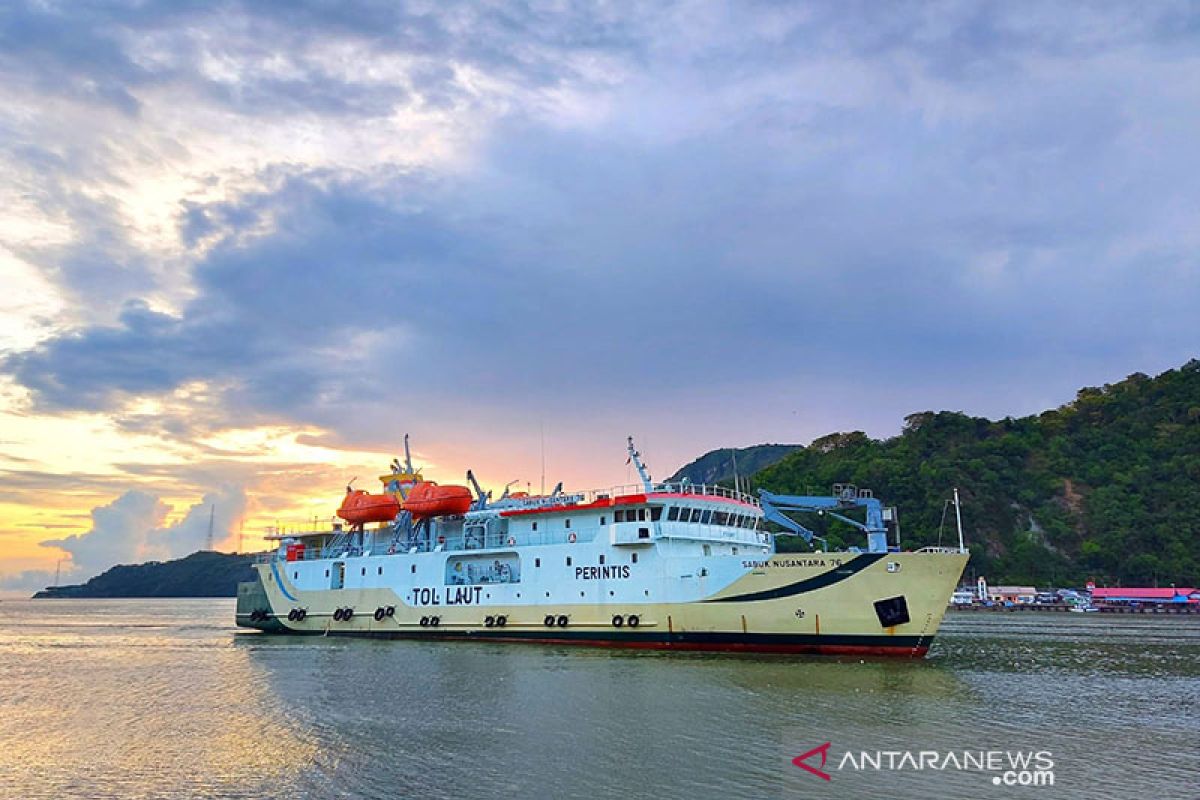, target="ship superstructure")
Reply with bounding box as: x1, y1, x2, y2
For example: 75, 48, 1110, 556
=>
237, 437, 967, 657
